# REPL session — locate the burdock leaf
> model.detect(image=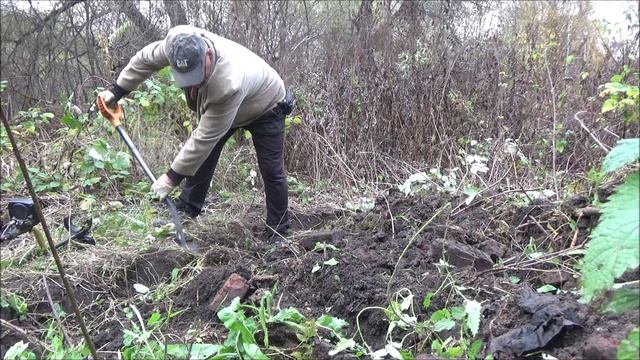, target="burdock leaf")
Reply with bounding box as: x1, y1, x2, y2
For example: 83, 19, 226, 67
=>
617, 327, 639, 360
581, 171, 640, 302
602, 138, 639, 174
605, 288, 640, 315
